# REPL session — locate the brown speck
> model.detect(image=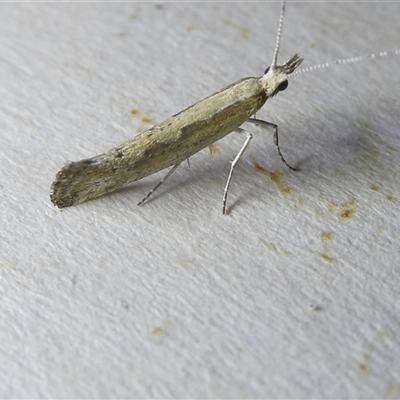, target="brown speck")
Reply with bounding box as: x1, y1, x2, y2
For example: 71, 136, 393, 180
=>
152, 327, 163, 336
387, 195, 394, 201
254, 162, 291, 194
130, 109, 153, 125
141, 117, 152, 124
270, 170, 290, 194
263, 241, 278, 252
369, 184, 379, 191
387, 383, 400, 394
260, 240, 291, 255
340, 208, 354, 219
329, 198, 356, 219
359, 364, 369, 374
254, 162, 268, 174
224, 20, 248, 40
208, 143, 218, 154
186, 25, 193, 32
308, 304, 323, 312
121, 301, 129, 310
319, 252, 335, 262
320, 231, 332, 241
